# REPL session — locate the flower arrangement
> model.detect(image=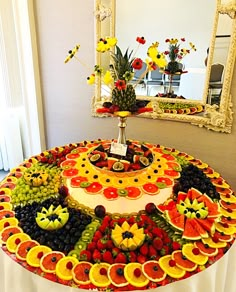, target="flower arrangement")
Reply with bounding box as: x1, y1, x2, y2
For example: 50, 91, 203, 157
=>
164, 38, 197, 74
65, 36, 167, 113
